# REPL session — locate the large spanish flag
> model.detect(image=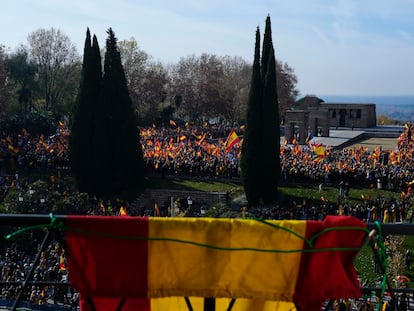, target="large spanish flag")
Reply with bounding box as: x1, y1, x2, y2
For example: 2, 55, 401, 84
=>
66, 216, 367, 311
